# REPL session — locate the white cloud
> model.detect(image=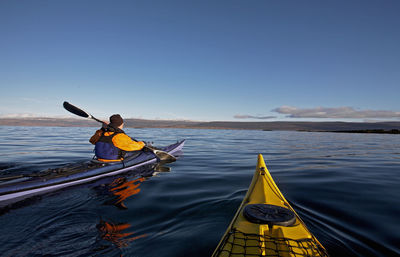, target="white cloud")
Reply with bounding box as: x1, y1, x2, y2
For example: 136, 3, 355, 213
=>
0, 113, 76, 119
0, 113, 41, 118
234, 114, 276, 120
272, 106, 400, 119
